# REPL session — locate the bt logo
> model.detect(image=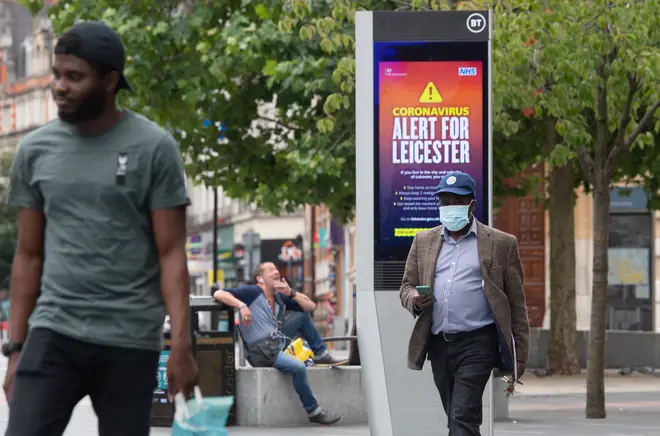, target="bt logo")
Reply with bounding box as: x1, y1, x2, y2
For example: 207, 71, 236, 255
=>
466, 13, 486, 33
